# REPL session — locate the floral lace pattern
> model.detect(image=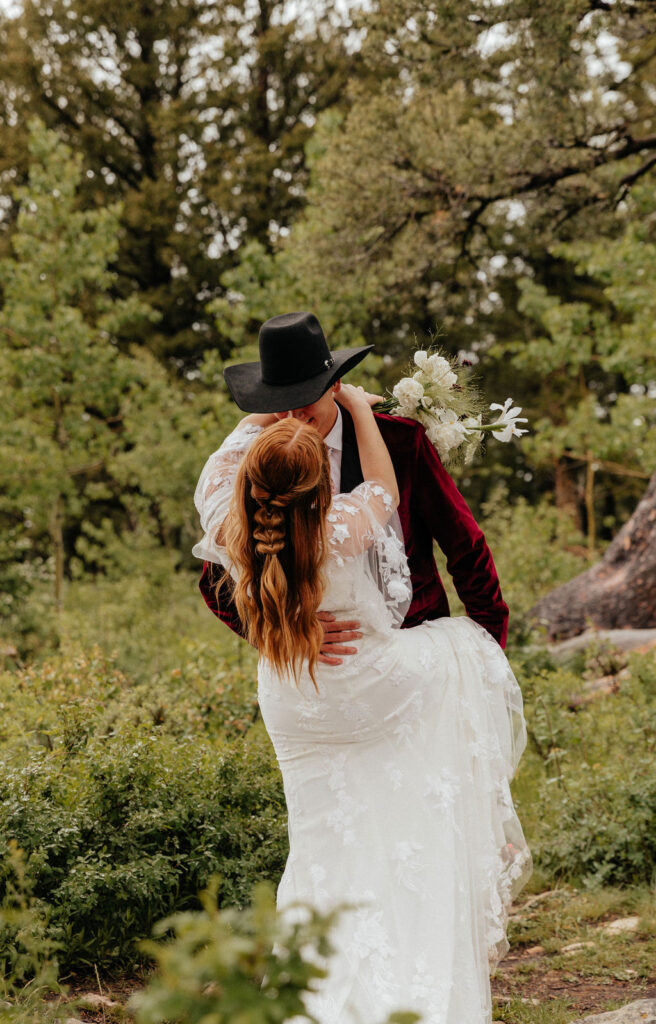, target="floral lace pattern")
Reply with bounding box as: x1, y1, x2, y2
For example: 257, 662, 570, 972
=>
259, 614, 532, 1023
193, 421, 531, 1024
192, 423, 263, 568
